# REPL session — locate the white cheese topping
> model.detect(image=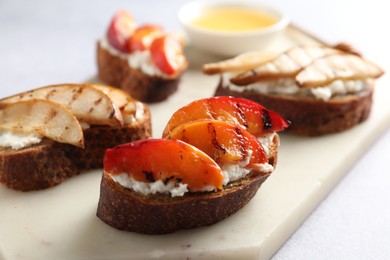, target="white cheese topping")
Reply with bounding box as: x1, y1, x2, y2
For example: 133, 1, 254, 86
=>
0, 131, 42, 150
221, 148, 274, 185
111, 134, 275, 196
111, 173, 189, 197
99, 37, 167, 78
79, 121, 90, 130
257, 132, 276, 157
223, 73, 369, 101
